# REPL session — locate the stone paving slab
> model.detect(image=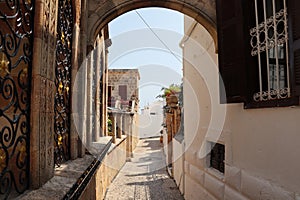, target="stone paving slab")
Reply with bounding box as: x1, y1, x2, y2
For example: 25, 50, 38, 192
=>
104, 137, 184, 200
